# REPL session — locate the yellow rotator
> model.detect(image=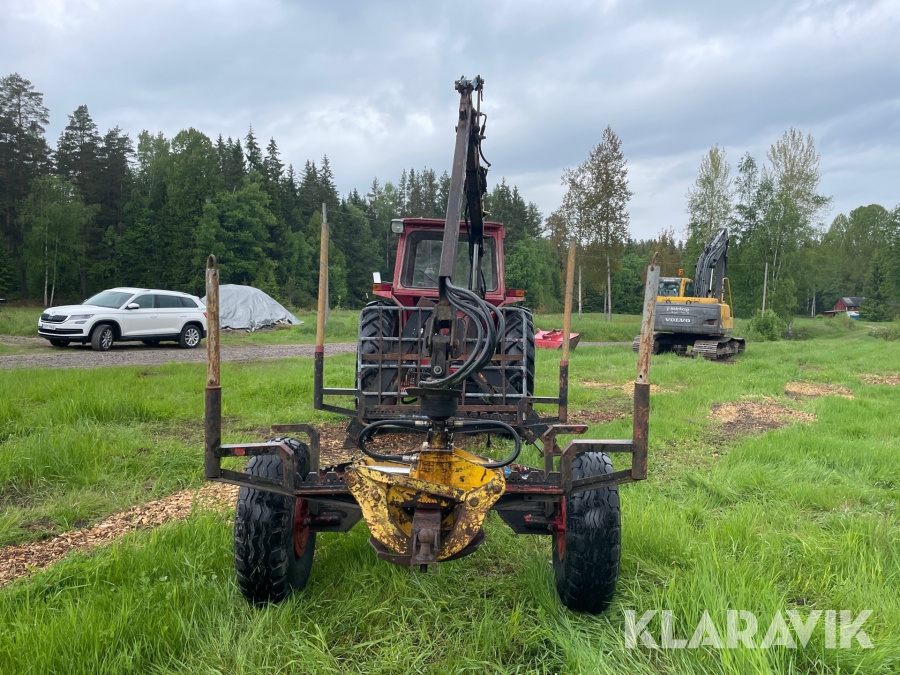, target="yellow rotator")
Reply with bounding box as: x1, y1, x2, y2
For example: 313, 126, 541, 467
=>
343, 446, 505, 564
